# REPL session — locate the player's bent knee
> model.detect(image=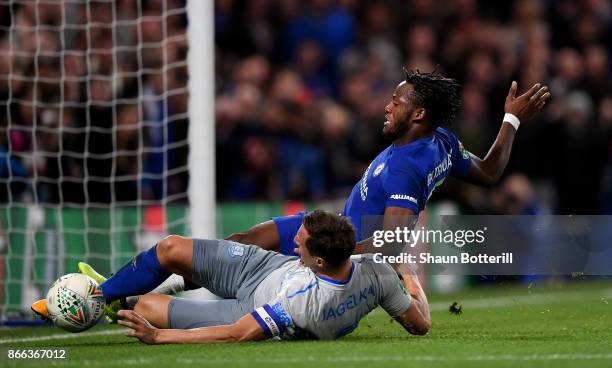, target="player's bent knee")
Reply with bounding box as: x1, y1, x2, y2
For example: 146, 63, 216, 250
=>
134, 294, 170, 328
226, 232, 247, 243
133, 295, 154, 315
156, 235, 191, 270
226, 222, 280, 252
